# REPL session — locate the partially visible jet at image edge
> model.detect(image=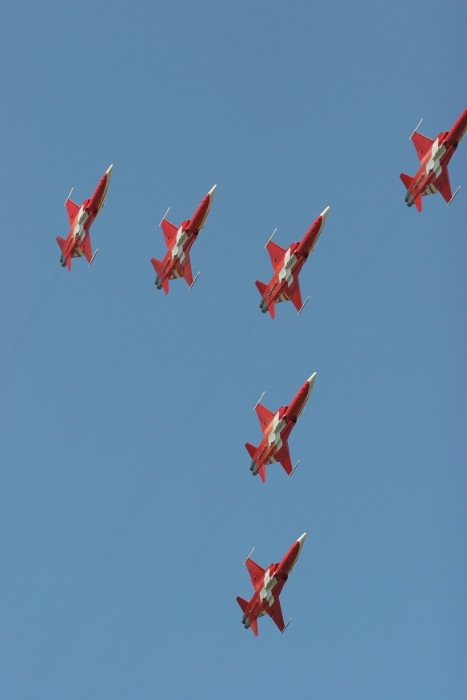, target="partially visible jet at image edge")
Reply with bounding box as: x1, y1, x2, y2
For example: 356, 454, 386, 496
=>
400, 107, 467, 212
